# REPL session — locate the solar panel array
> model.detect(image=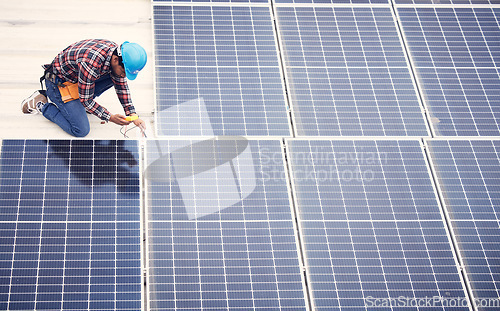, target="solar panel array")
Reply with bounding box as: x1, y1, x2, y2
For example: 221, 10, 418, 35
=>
0, 140, 142, 311
149, 0, 500, 309
1, 0, 500, 310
